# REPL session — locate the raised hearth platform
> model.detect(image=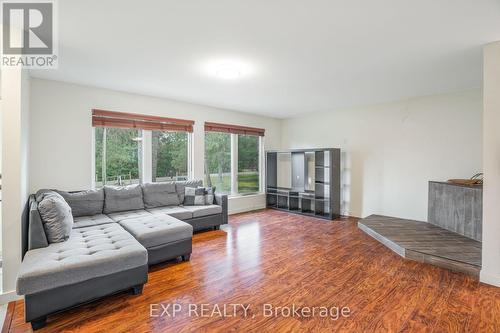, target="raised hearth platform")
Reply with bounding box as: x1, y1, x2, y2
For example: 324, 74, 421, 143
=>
358, 214, 481, 278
